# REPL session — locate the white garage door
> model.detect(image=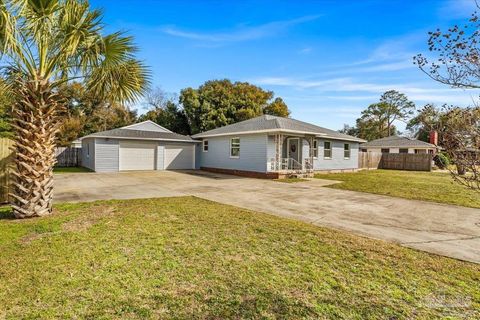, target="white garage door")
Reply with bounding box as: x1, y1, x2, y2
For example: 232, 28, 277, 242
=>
119, 140, 157, 171
164, 144, 194, 169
